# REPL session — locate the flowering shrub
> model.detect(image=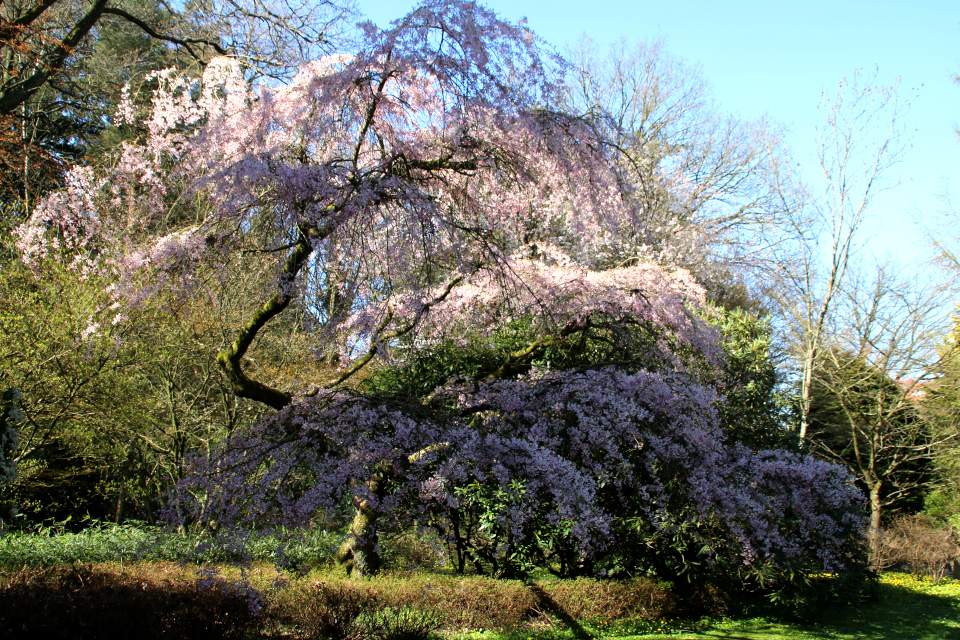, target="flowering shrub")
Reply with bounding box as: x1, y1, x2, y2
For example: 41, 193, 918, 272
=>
172, 267, 868, 604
